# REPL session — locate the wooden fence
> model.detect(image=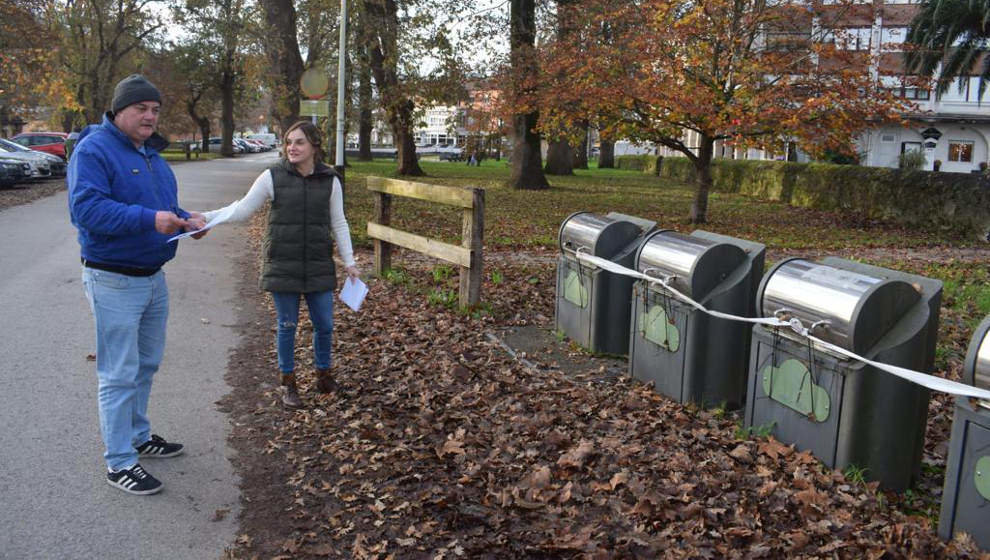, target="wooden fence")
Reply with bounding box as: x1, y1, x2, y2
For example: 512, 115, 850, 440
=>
365, 177, 485, 307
